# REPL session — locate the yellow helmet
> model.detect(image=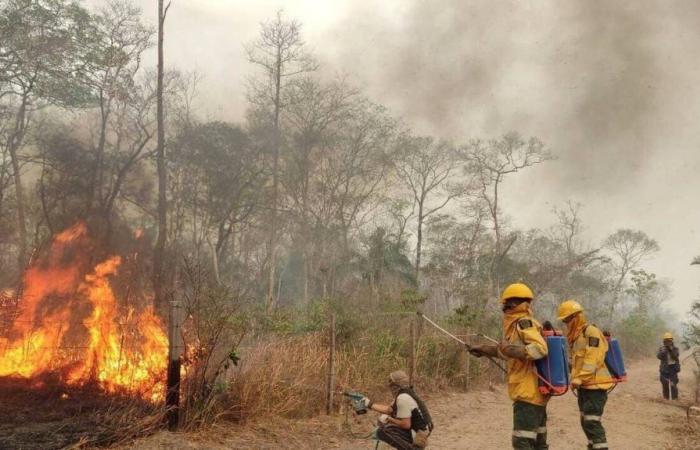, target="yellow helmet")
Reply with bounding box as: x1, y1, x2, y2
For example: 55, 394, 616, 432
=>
663, 332, 673, 340
557, 300, 583, 321
500, 283, 534, 304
